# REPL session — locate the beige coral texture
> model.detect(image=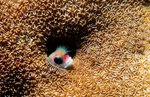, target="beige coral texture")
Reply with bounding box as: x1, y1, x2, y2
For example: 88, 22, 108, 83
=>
0, 0, 150, 97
